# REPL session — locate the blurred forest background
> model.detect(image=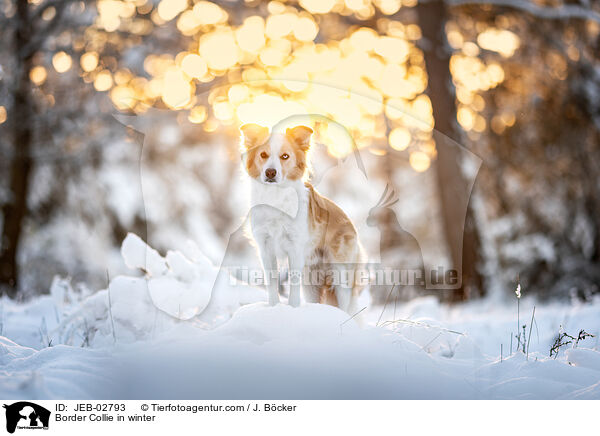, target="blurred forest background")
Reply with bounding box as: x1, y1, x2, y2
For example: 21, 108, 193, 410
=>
1, 0, 599, 302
